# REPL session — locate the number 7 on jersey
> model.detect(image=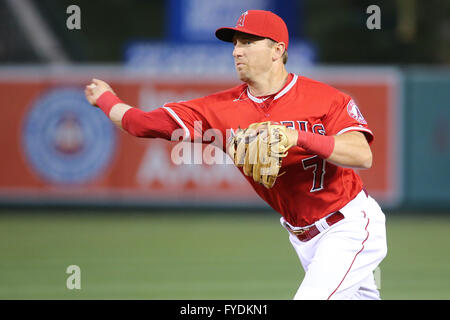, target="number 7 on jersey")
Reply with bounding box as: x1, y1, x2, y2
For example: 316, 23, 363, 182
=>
302, 155, 326, 192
